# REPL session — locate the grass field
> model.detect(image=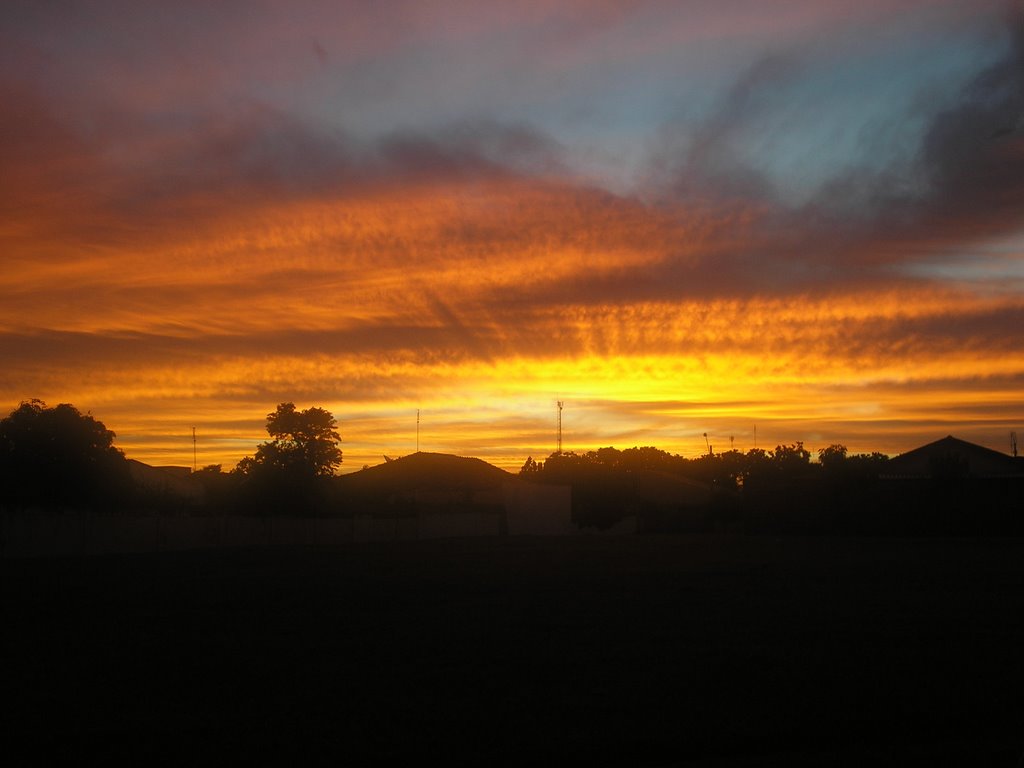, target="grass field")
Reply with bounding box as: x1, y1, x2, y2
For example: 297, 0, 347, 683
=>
4, 535, 1023, 765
